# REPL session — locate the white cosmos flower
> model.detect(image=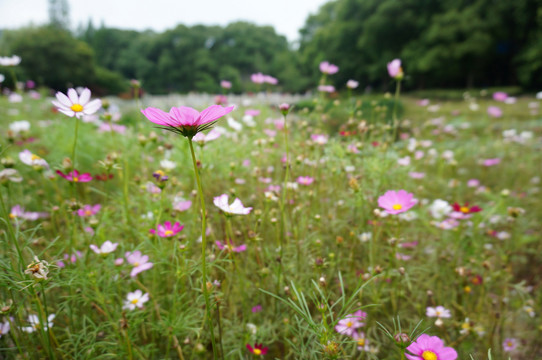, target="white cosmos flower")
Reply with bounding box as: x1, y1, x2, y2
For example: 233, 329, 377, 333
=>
21, 314, 55, 333
9, 120, 30, 134
0, 74, 5, 83
426, 306, 451, 319
0, 55, 21, 66
52, 88, 102, 119
429, 199, 453, 220
19, 150, 49, 169
123, 290, 149, 310
160, 159, 177, 170
213, 194, 252, 215
0, 321, 10, 337
90, 241, 119, 255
